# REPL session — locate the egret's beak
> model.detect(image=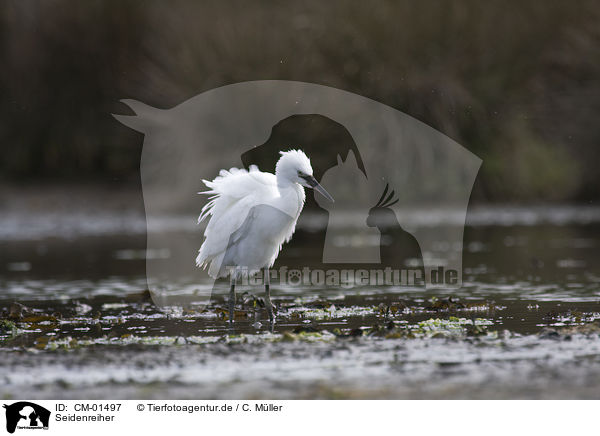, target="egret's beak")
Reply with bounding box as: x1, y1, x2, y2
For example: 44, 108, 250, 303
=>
301, 175, 335, 202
